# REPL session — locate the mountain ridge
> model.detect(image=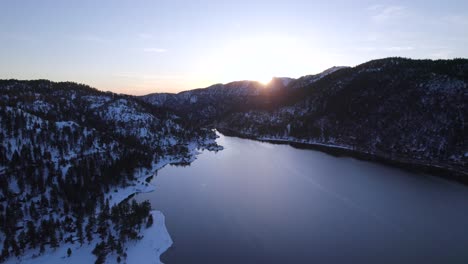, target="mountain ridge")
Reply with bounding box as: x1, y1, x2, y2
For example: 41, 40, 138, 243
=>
141, 57, 468, 182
